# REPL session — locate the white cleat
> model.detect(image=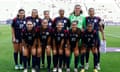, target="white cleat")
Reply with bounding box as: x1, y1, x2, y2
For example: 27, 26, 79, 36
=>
74, 68, 78, 72
19, 64, 24, 70
23, 69, 28, 72
53, 68, 57, 72
32, 68, 36, 72
97, 63, 101, 70
80, 69, 85, 72
93, 69, 98, 72
85, 63, 89, 70
66, 68, 70, 72
15, 65, 19, 70
58, 68, 62, 72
